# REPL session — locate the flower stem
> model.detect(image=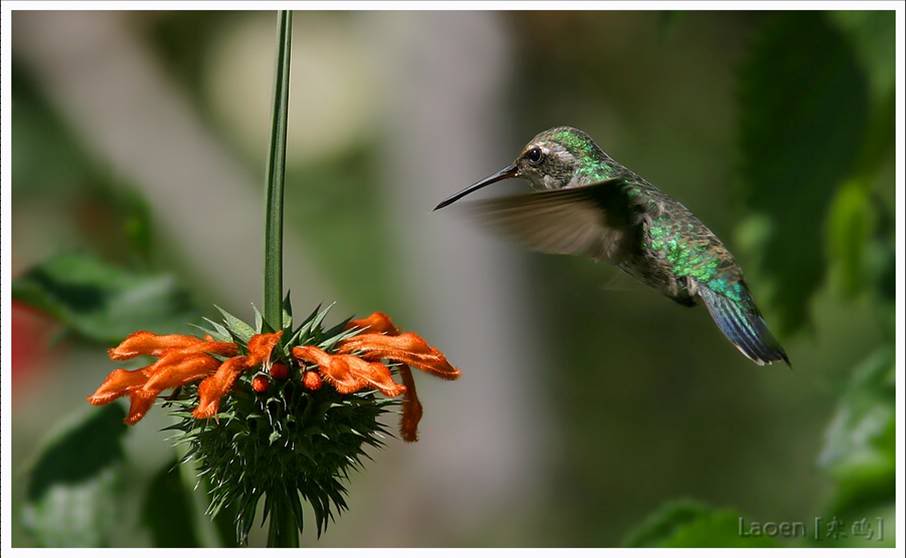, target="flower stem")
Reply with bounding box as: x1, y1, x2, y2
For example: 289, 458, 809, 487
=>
263, 9, 297, 547
264, 9, 292, 332
266, 495, 300, 548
